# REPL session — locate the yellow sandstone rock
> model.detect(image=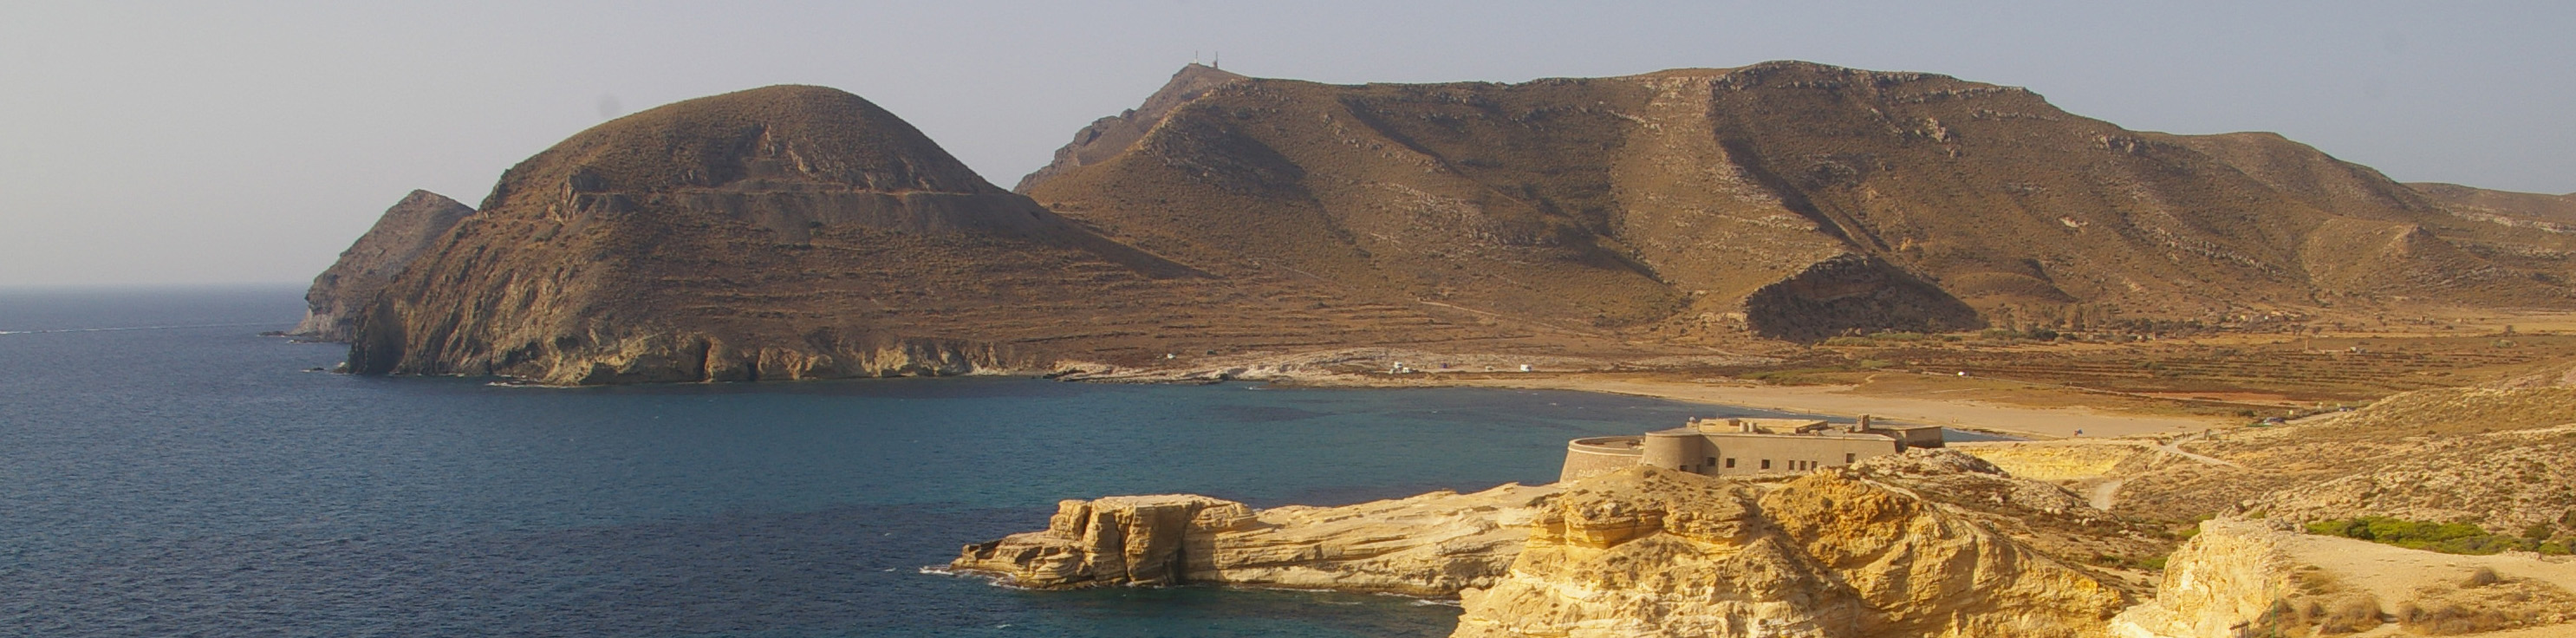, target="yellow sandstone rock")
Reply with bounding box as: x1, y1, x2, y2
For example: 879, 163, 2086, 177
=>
1453, 463, 2130, 638
2111, 518, 2576, 638
951, 484, 1560, 596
